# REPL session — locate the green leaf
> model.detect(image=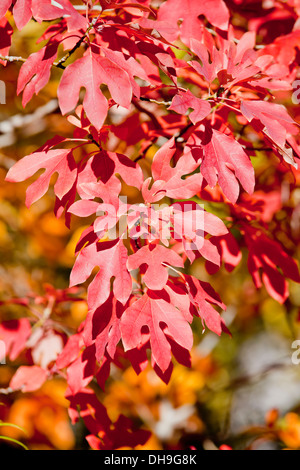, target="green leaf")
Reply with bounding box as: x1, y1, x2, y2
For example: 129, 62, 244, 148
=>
0, 435, 28, 450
